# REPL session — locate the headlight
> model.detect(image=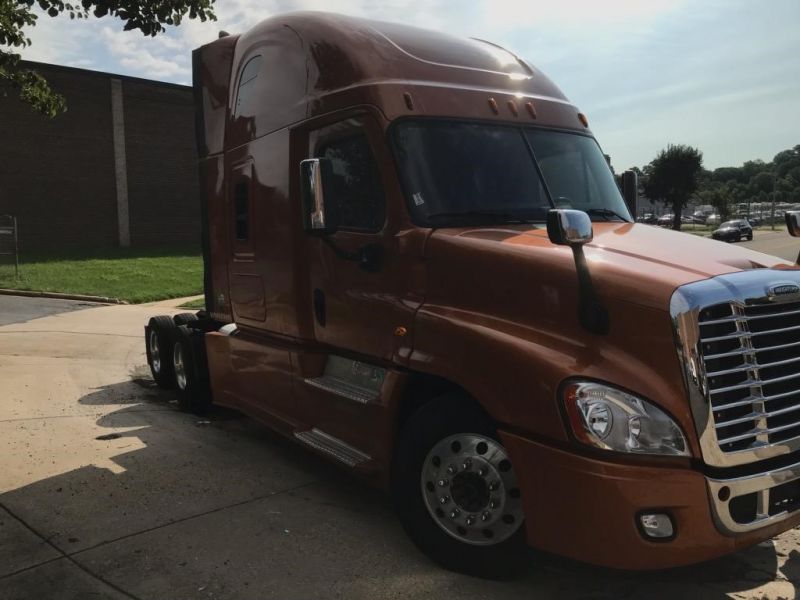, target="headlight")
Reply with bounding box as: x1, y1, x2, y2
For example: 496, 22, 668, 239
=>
563, 381, 689, 456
